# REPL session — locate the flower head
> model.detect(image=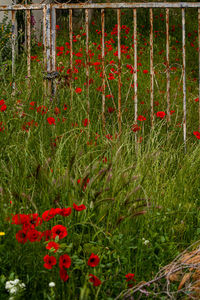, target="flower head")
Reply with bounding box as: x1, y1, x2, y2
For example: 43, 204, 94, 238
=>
89, 274, 101, 286
88, 253, 100, 267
